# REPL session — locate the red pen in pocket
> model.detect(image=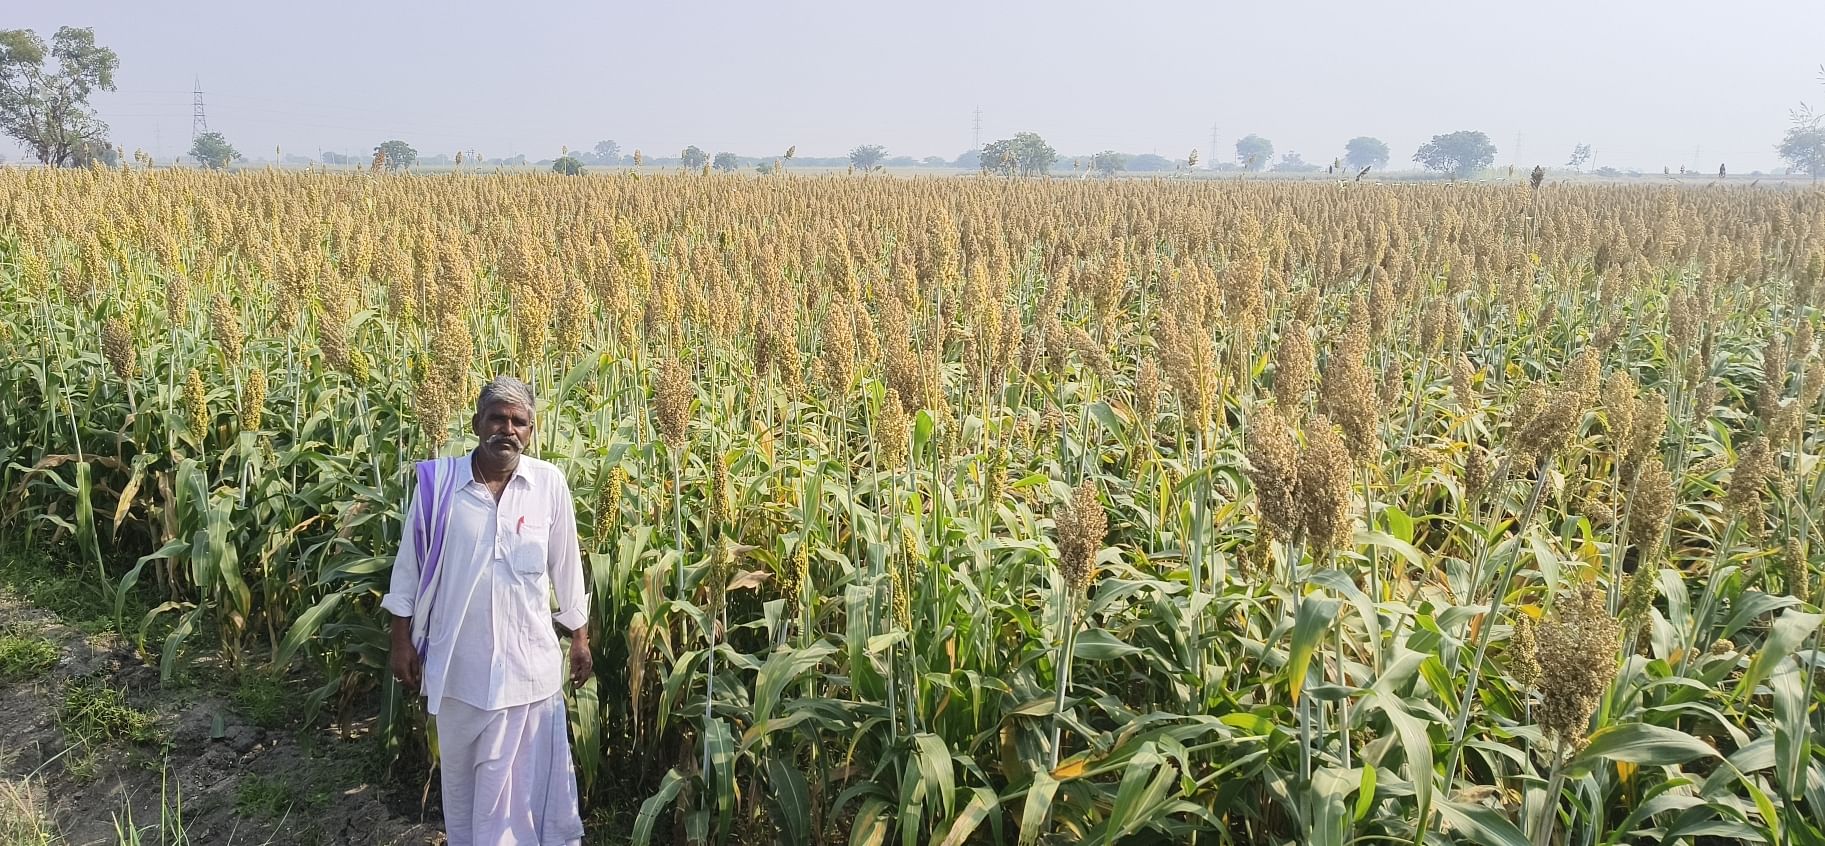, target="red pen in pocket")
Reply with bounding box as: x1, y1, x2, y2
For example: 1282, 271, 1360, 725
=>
516, 516, 526, 535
